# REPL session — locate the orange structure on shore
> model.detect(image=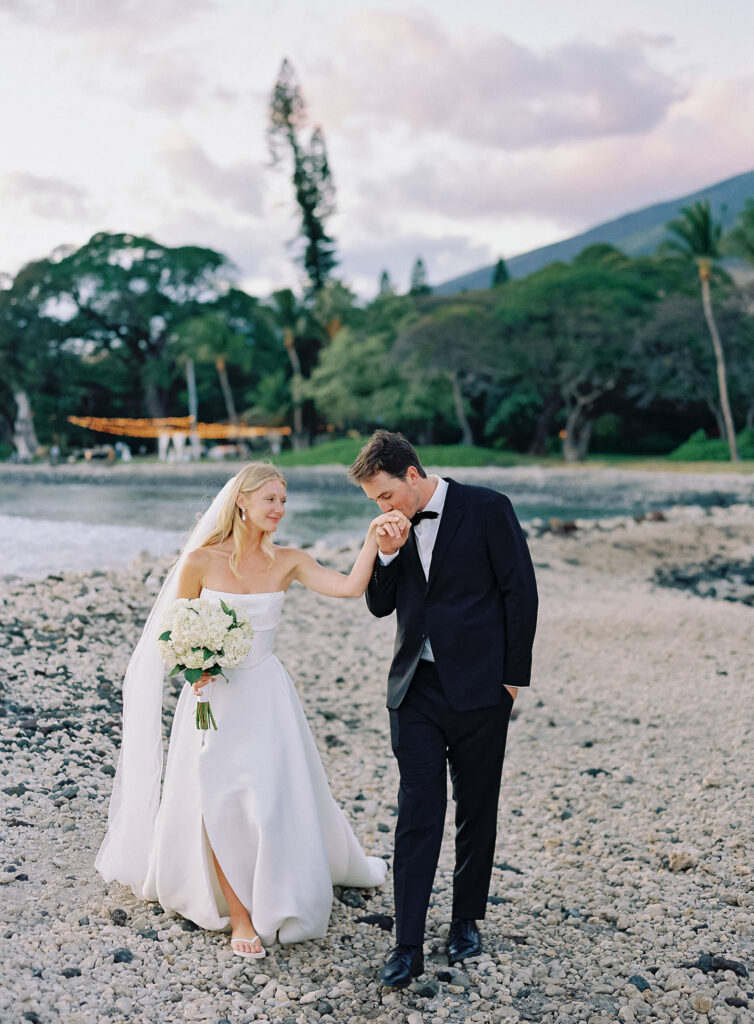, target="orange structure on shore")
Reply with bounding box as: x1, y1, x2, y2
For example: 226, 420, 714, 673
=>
67, 416, 291, 440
